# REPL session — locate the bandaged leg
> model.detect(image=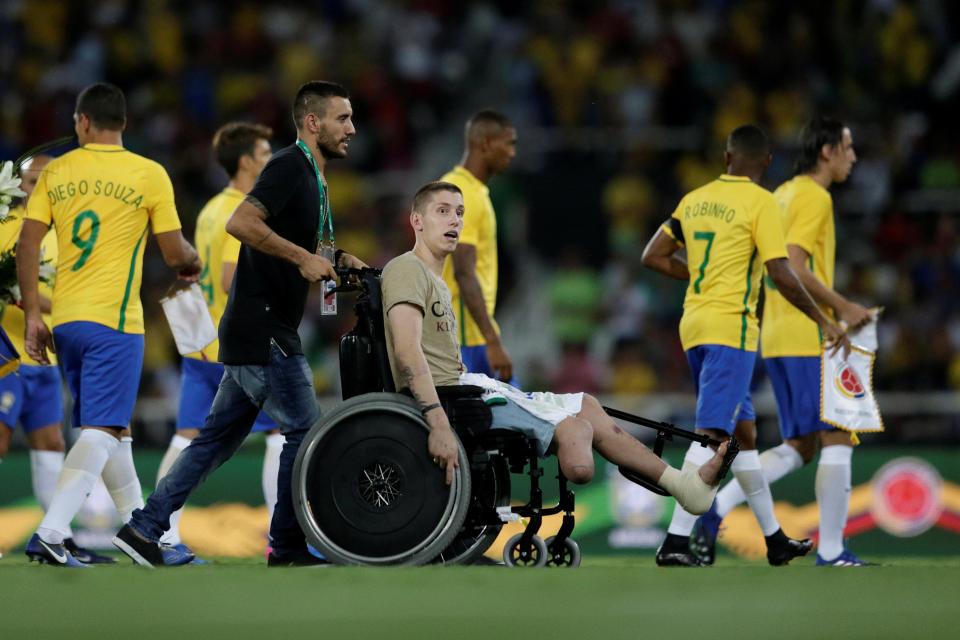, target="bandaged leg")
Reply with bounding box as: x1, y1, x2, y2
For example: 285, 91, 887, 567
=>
715, 443, 803, 517
37, 429, 118, 544
662, 443, 716, 531
816, 445, 853, 560
157, 434, 191, 545
731, 450, 780, 536
101, 436, 144, 523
